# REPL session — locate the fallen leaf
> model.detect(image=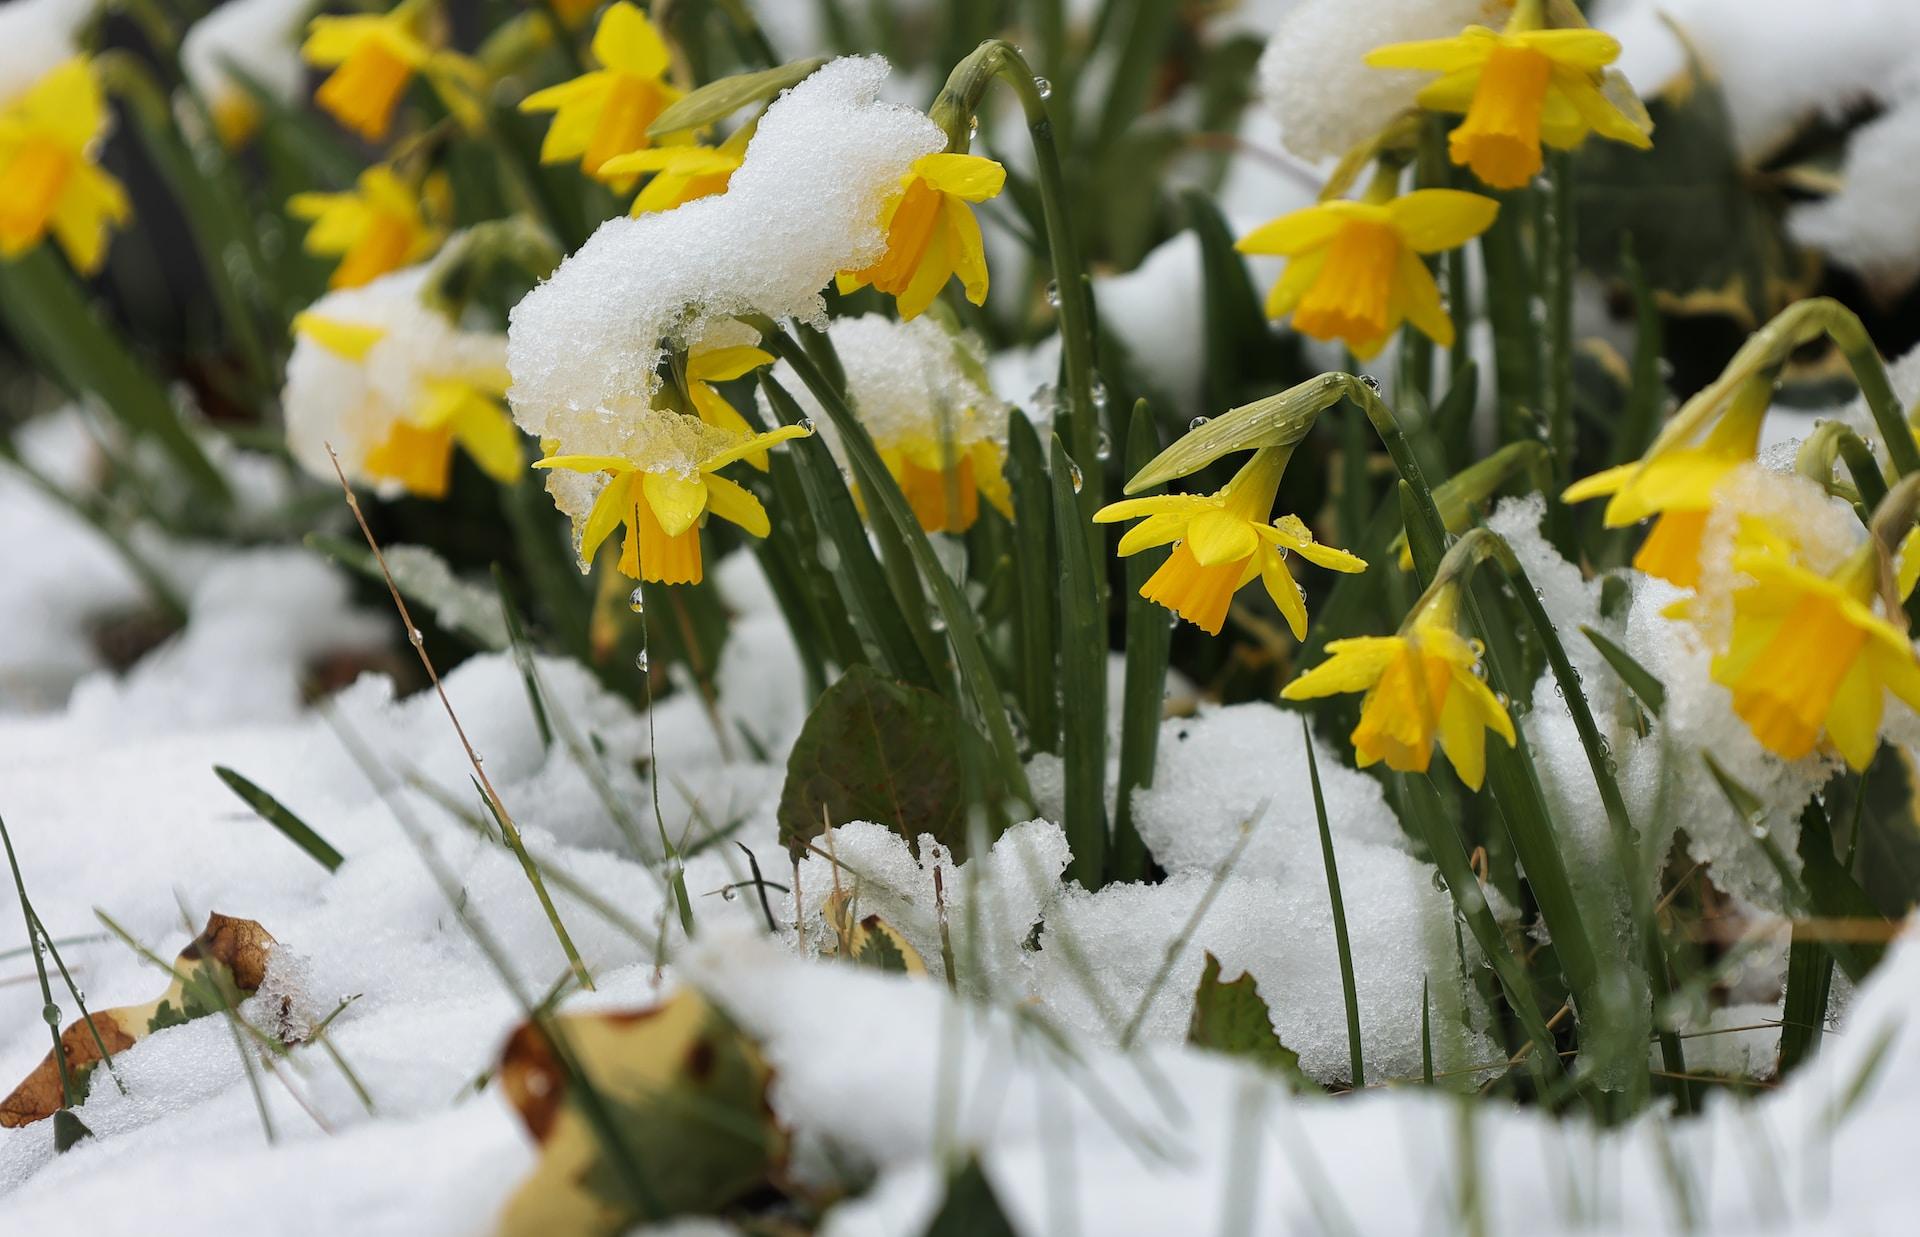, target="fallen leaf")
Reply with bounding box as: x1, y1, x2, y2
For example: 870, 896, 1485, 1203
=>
1186, 951, 1306, 1086
1, 913, 277, 1128
497, 988, 787, 1235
